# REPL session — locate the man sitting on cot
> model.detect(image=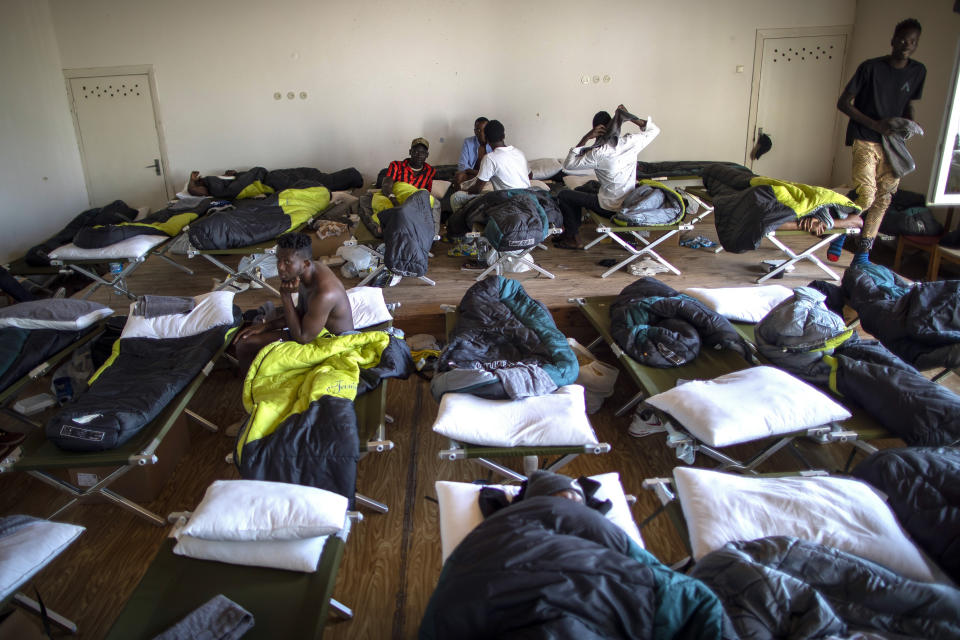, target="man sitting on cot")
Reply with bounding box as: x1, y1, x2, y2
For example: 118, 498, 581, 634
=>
452, 117, 492, 188
446, 120, 532, 263
234, 232, 354, 375
555, 104, 660, 249
373, 137, 437, 213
